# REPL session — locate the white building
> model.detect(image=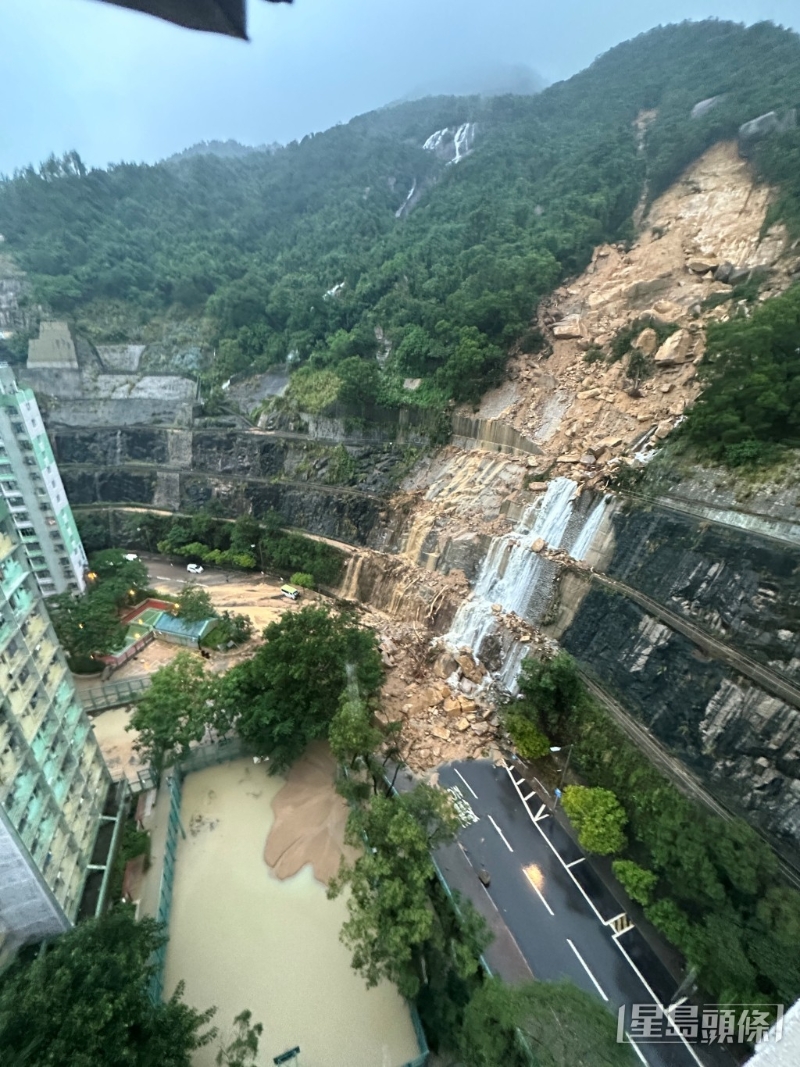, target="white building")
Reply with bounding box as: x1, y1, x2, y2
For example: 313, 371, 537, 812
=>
0, 363, 87, 596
